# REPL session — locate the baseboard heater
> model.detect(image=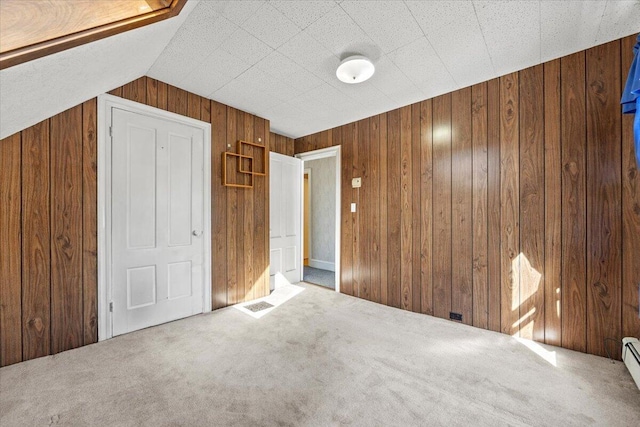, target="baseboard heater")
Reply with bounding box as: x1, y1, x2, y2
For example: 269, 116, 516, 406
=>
622, 337, 640, 390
